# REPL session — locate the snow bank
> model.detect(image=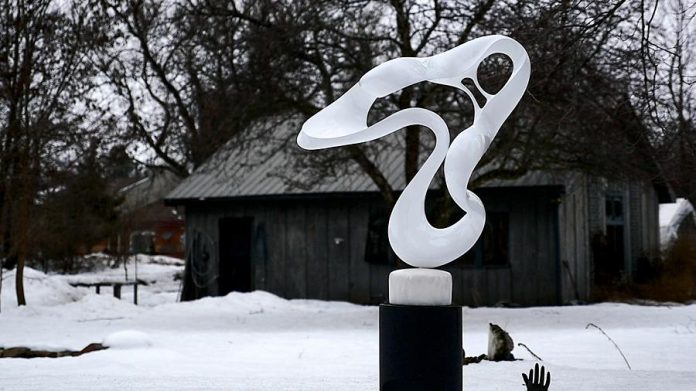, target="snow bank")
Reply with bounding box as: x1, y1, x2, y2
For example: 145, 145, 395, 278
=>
1, 267, 88, 309
0, 288, 694, 390
62, 253, 183, 285
135, 254, 184, 266
0, 254, 184, 310
103, 330, 153, 349
1, 258, 696, 390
